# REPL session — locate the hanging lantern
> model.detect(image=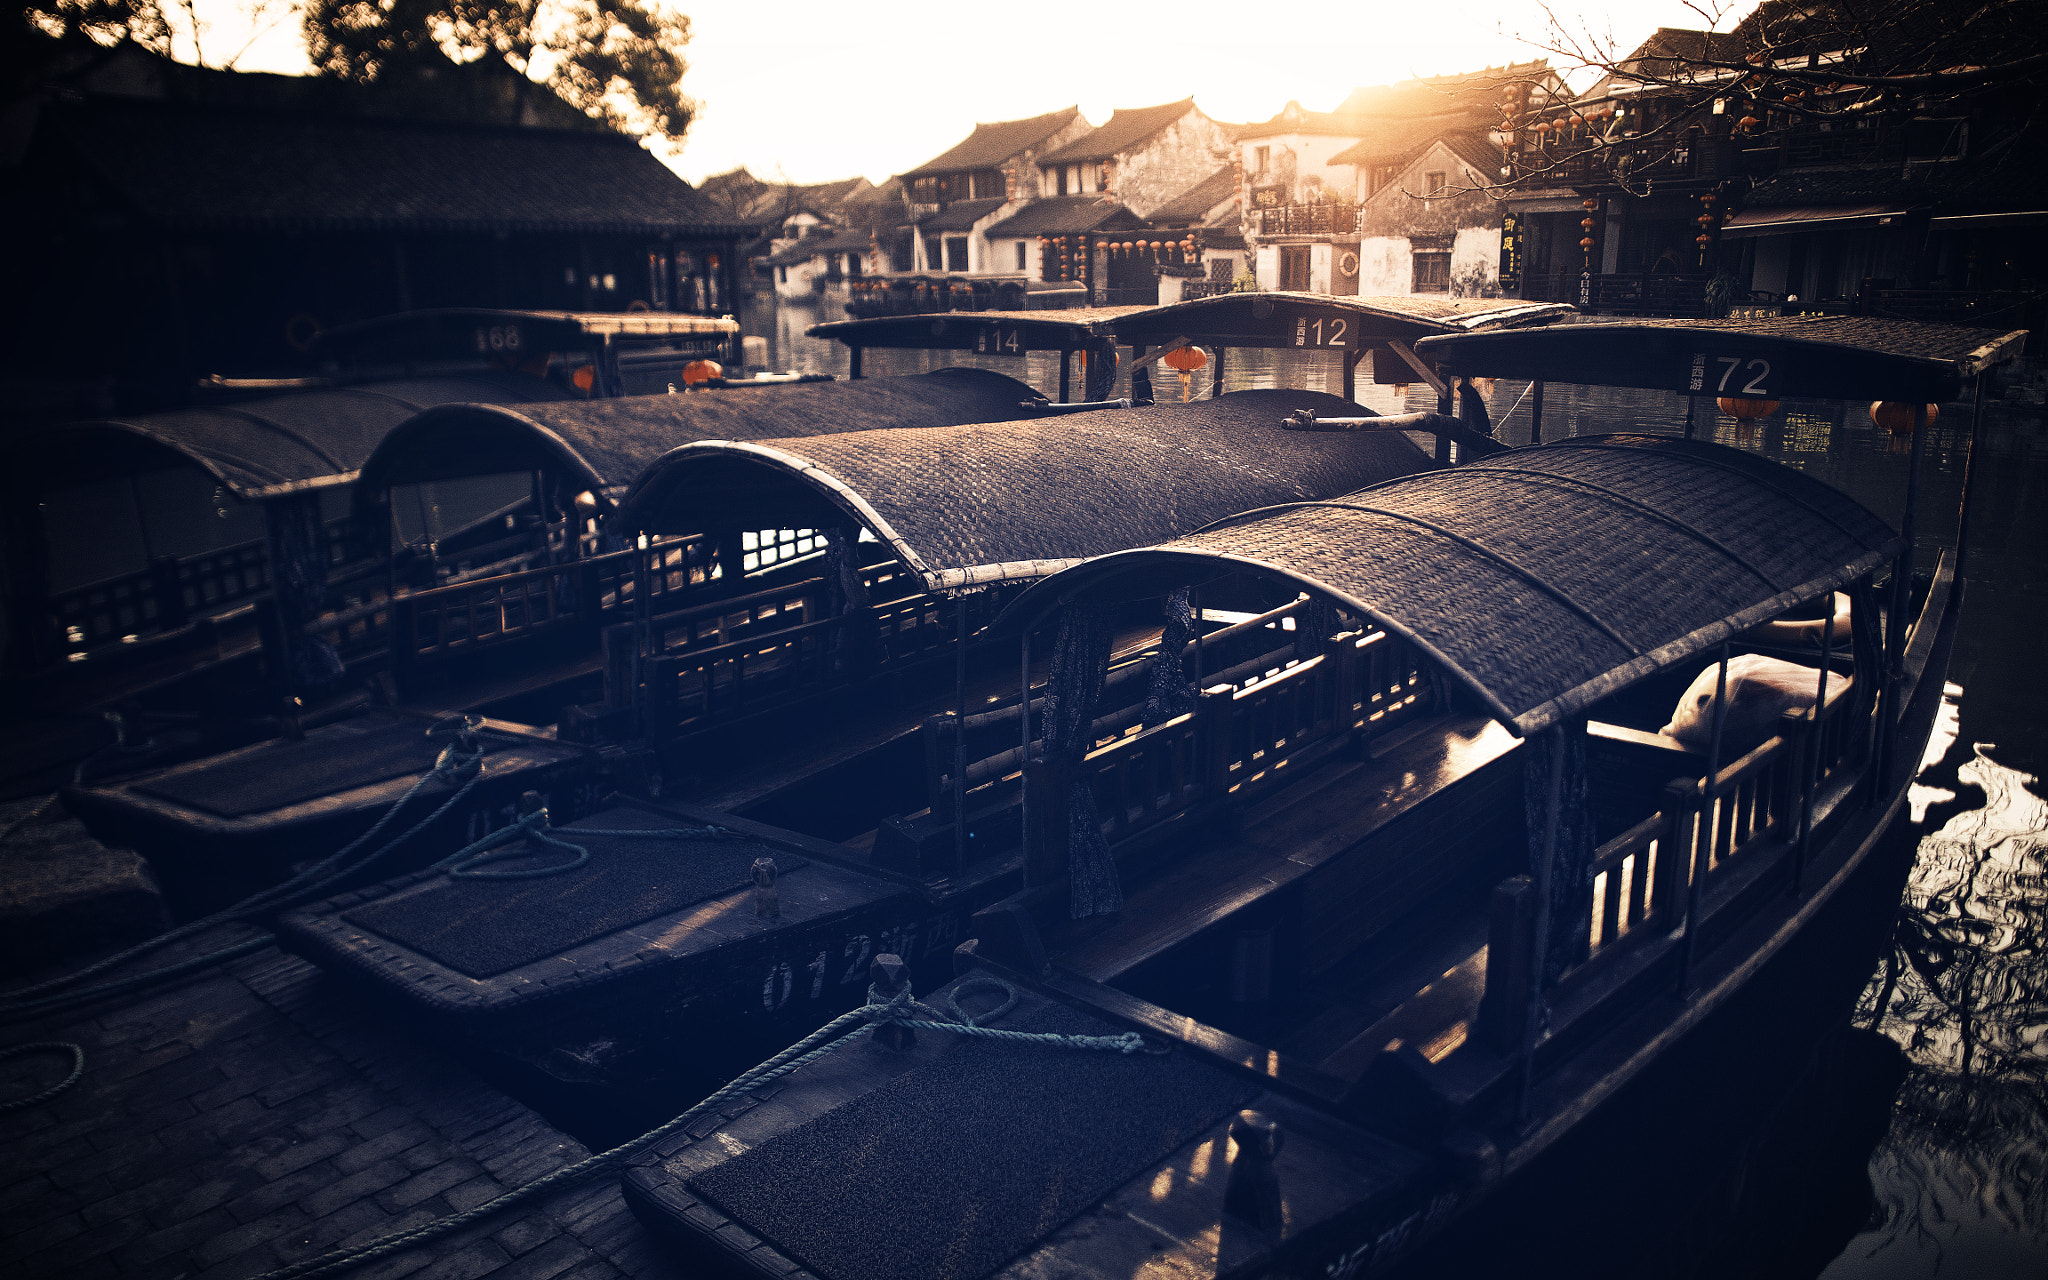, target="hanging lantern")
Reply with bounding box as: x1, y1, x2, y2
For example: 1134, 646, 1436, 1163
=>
1583, 198, 1599, 211
1581, 217, 1597, 231
1717, 395, 1780, 424
1580, 237, 1597, 249
570, 364, 596, 392
1162, 346, 1209, 403
1738, 114, 1760, 132
1870, 401, 1939, 434
1697, 214, 1714, 227
680, 359, 722, 386
1695, 233, 1713, 244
